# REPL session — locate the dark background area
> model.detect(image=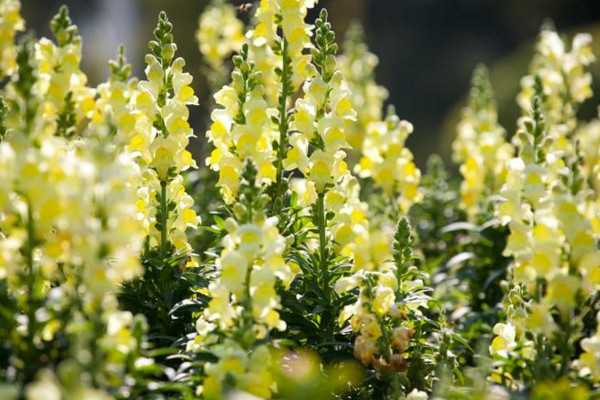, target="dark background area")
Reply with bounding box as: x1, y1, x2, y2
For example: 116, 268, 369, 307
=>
20, 0, 600, 167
